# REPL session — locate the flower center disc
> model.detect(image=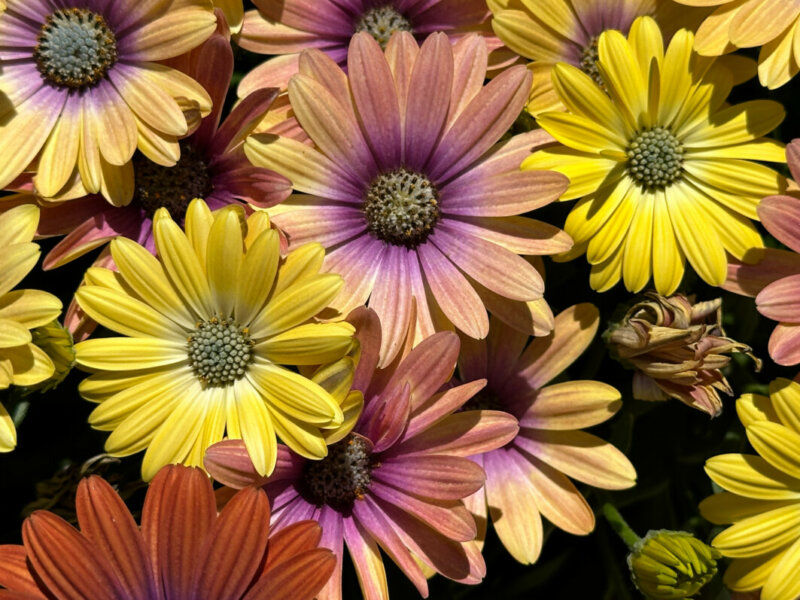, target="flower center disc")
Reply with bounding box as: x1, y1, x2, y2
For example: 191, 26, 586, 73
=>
133, 142, 213, 220
302, 435, 373, 511
461, 389, 504, 412
187, 318, 252, 388
626, 127, 685, 189
34, 8, 117, 89
579, 35, 605, 89
355, 5, 412, 49
363, 168, 440, 248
